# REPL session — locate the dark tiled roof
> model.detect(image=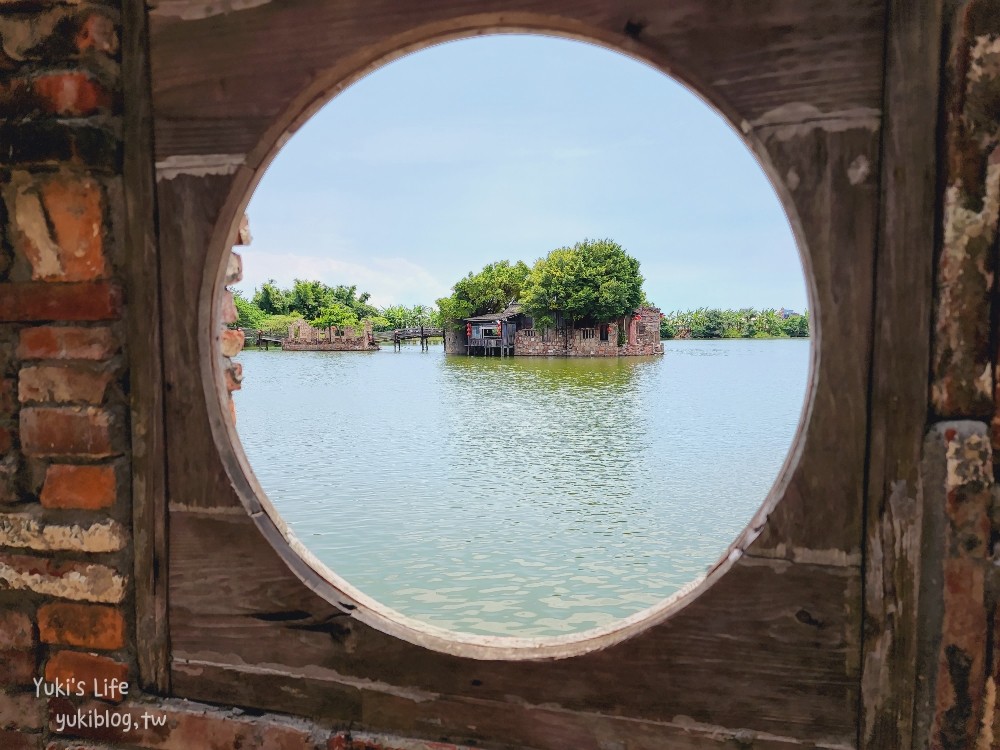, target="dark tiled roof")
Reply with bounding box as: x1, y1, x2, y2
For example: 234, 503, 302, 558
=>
464, 301, 523, 323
